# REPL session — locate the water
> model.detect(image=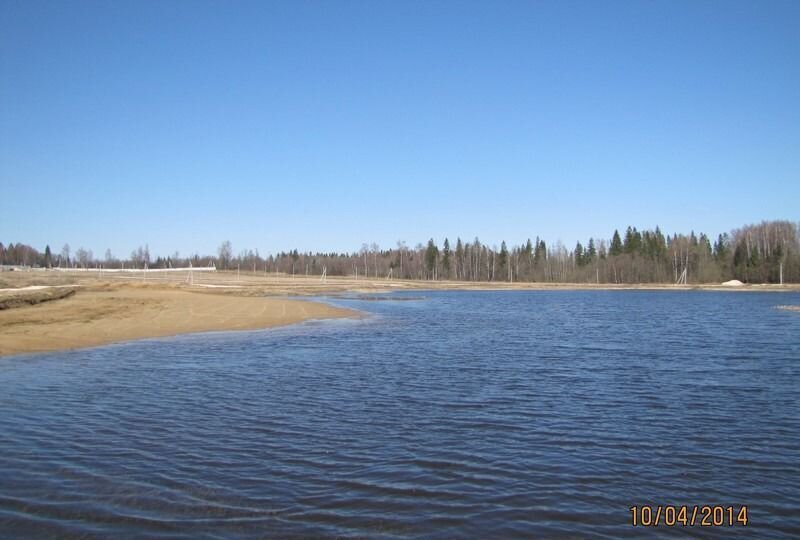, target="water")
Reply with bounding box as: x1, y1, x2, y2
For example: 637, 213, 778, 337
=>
1, 290, 799, 538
